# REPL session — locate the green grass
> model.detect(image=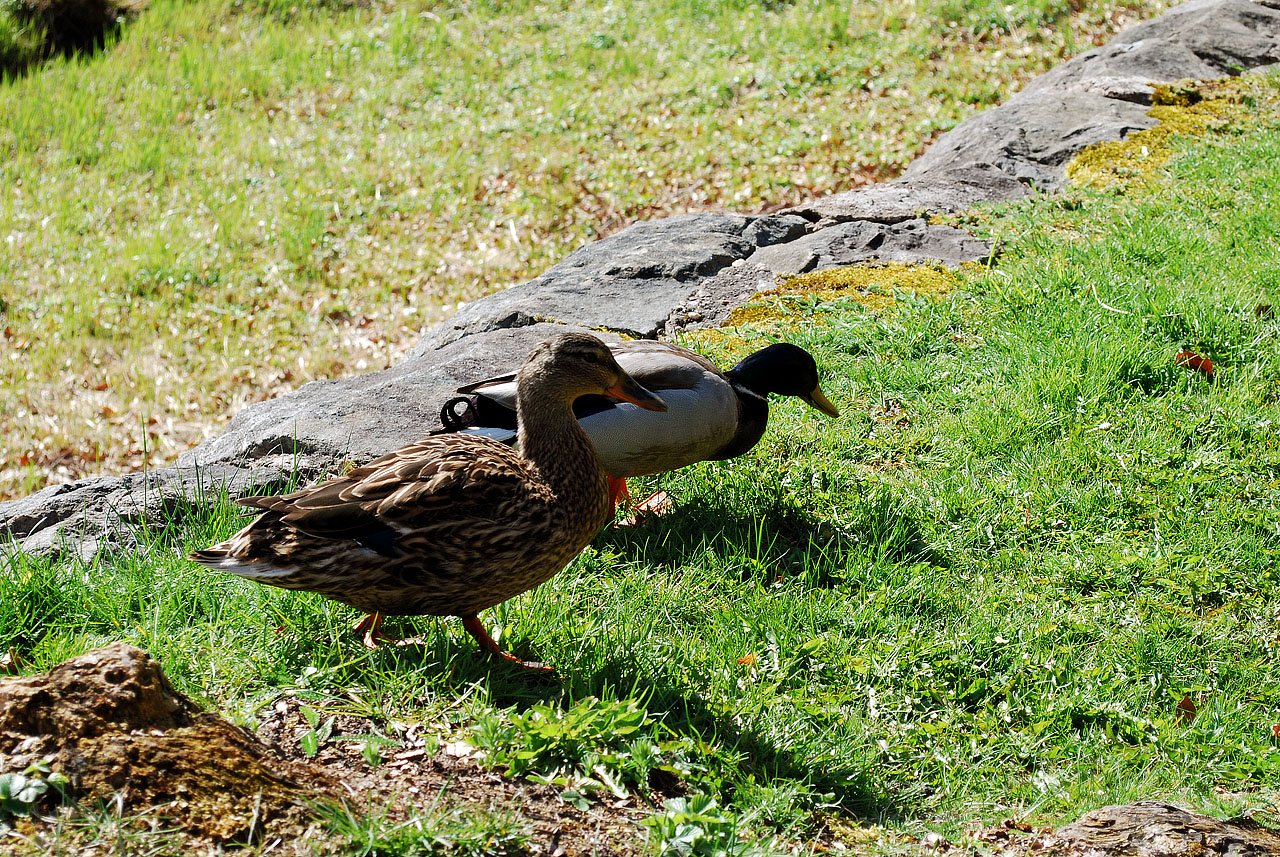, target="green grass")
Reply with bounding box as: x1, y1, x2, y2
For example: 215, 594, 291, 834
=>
4, 73, 1280, 853
0, 4, 44, 77
0, 0, 1165, 499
